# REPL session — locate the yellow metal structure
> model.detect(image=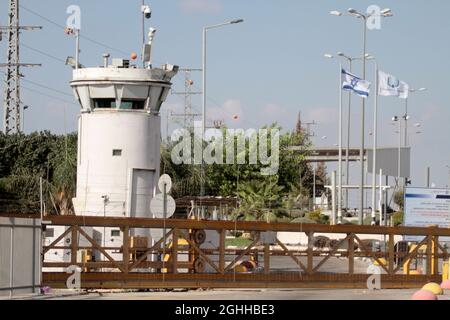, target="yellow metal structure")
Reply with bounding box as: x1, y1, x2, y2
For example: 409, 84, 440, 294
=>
443, 259, 449, 281
403, 239, 438, 275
